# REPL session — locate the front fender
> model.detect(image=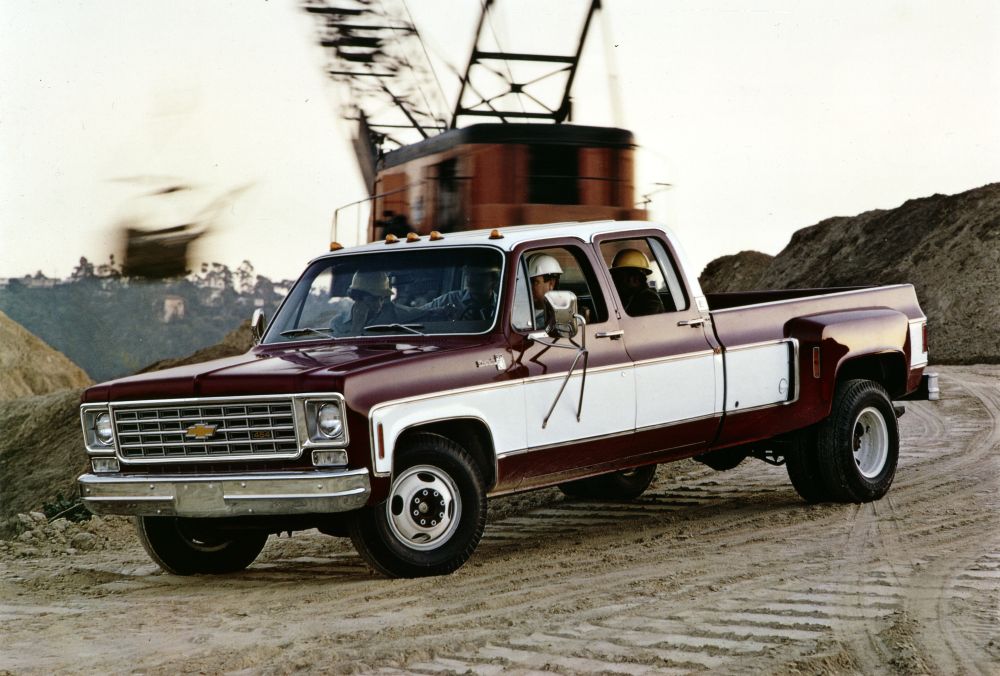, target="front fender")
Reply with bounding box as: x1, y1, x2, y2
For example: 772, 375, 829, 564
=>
368, 382, 526, 477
